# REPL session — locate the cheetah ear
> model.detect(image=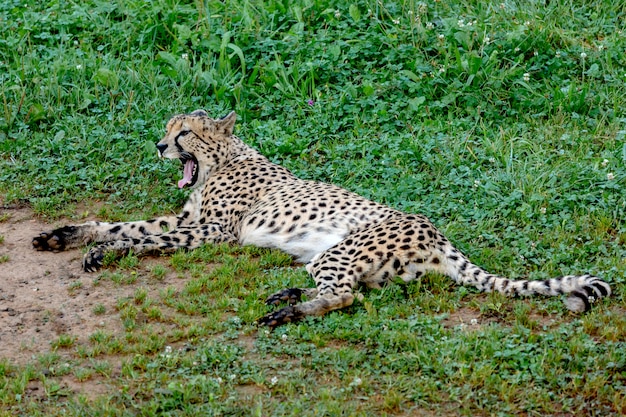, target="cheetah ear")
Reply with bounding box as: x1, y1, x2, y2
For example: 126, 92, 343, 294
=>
216, 111, 237, 135
190, 109, 208, 117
